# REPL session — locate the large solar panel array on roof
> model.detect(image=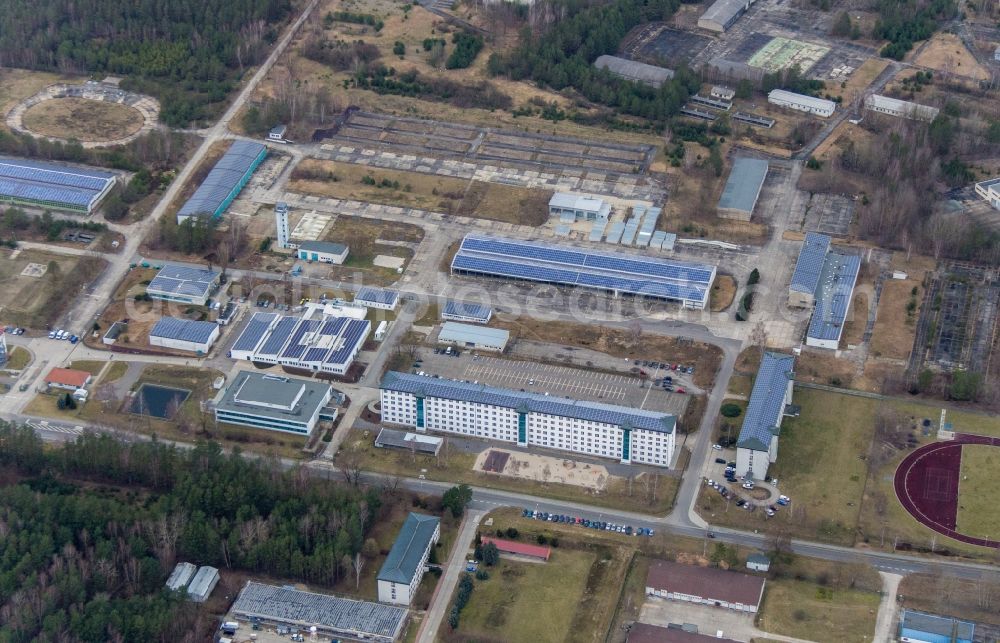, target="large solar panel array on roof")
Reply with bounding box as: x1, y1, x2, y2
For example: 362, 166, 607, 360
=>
149, 317, 218, 343
382, 371, 676, 433
231, 313, 277, 353
230, 310, 370, 372
232, 581, 406, 642
0, 157, 115, 211
147, 264, 220, 298
327, 320, 369, 364
807, 252, 861, 342
442, 300, 492, 323
451, 234, 715, 307
737, 352, 795, 452
790, 232, 831, 294
355, 286, 399, 307
177, 141, 266, 220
